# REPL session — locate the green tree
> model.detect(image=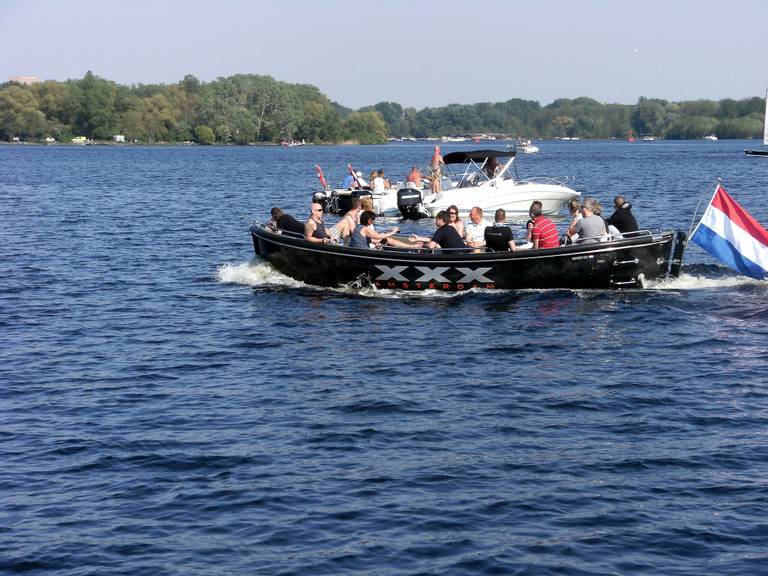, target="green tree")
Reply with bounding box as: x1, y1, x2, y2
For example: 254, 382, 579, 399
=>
0, 85, 47, 140
632, 98, 666, 135
342, 110, 387, 144
194, 125, 215, 144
